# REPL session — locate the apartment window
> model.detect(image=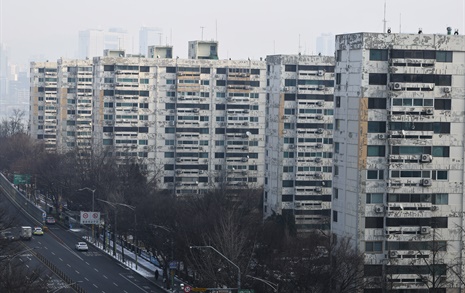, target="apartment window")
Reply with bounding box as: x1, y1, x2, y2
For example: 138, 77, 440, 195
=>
432, 194, 448, 204
165, 127, 175, 133
165, 140, 175, 146
166, 79, 176, 84
368, 121, 386, 133
368, 98, 386, 109
164, 152, 174, 158
335, 119, 341, 130
216, 104, 225, 110
285, 79, 297, 86
336, 50, 342, 62
370, 49, 388, 61
283, 166, 294, 173
367, 170, 384, 180
432, 146, 449, 157
368, 73, 387, 85
432, 170, 448, 180
365, 241, 383, 252
334, 142, 340, 154
366, 193, 383, 204
215, 153, 224, 158
335, 96, 340, 108
216, 68, 226, 74
284, 152, 294, 158
435, 99, 451, 110
216, 80, 226, 86
285, 65, 297, 72
284, 108, 295, 115
282, 180, 294, 187
284, 123, 294, 130
334, 165, 339, 176
333, 188, 338, 199
367, 146, 385, 157
365, 217, 384, 228
215, 140, 224, 146
436, 51, 453, 62
216, 92, 226, 98
335, 73, 341, 85
333, 211, 338, 222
